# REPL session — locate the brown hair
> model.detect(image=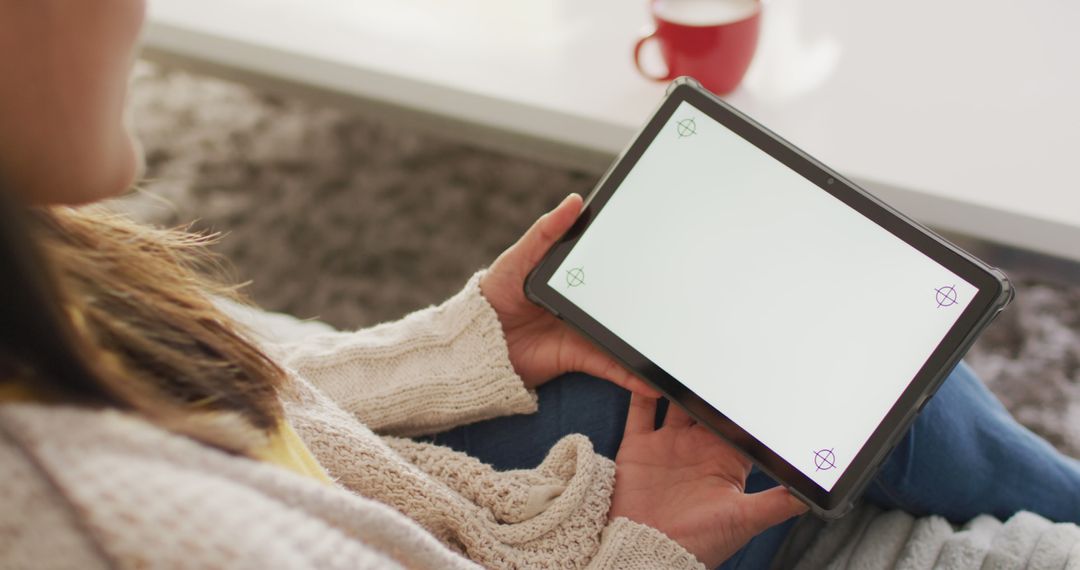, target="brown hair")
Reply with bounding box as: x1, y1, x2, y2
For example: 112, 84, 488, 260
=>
0, 189, 287, 454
